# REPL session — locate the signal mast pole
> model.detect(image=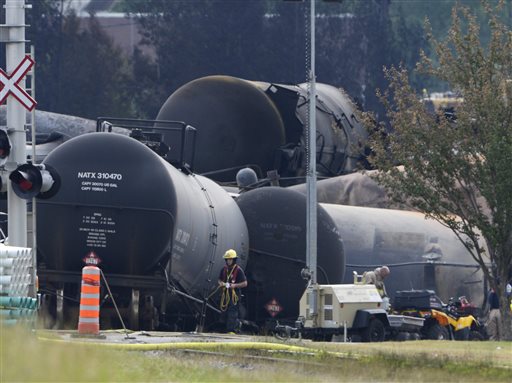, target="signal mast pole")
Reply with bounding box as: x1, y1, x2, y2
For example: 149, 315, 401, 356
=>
4, 0, 28, 247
